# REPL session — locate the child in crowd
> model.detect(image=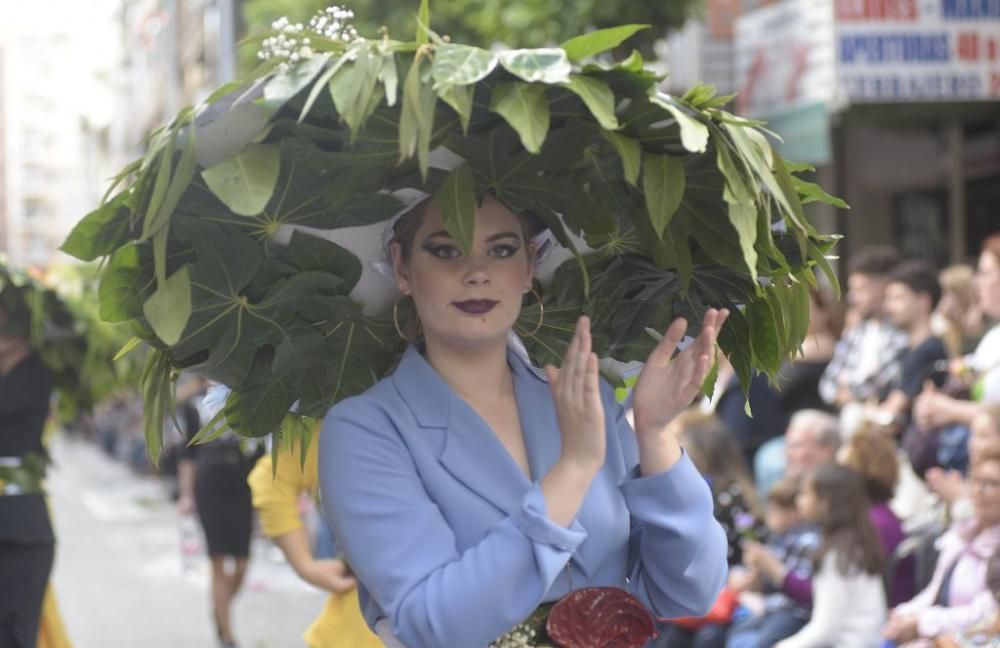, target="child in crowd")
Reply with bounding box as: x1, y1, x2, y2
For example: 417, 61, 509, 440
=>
728, 475, 821, 648
775, 464, 887, 648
